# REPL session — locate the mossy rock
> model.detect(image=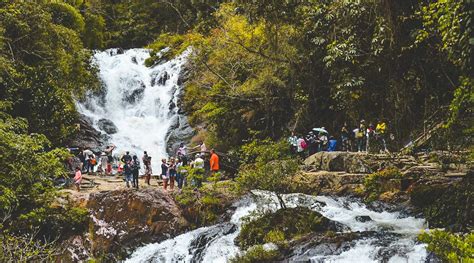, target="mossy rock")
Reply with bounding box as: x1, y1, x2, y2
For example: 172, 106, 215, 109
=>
410, 172, 473, 230
237, 207, 338, 249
